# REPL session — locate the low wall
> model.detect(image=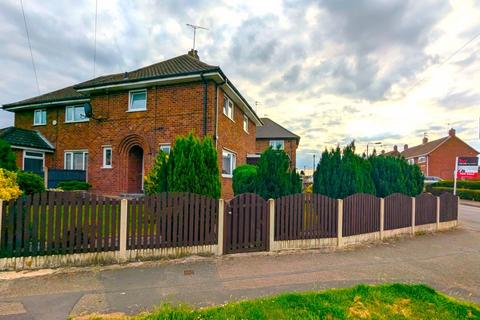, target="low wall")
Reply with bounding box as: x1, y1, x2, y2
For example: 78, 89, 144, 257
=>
270, 238, 337, 251
0, 244, 218, 271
